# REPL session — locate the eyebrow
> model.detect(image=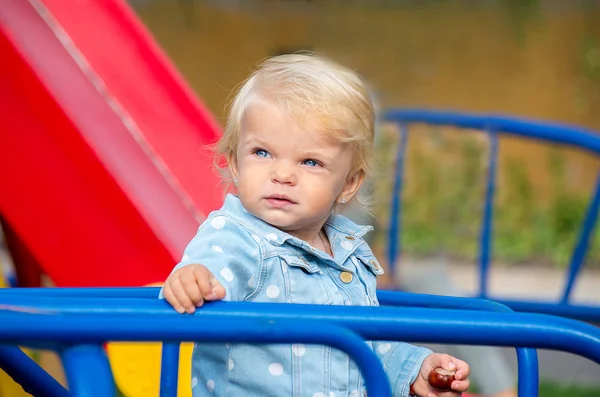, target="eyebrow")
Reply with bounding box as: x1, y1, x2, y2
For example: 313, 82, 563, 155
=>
241, 135, 268, 147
